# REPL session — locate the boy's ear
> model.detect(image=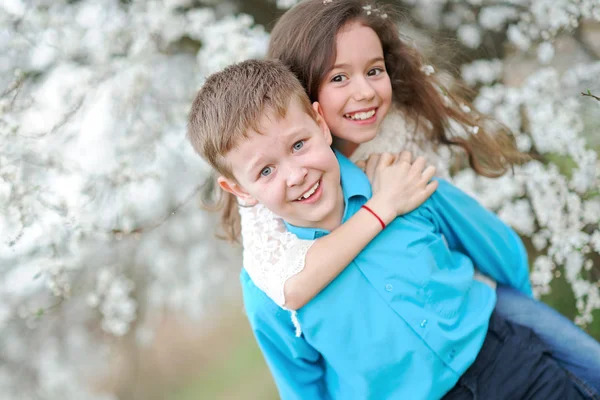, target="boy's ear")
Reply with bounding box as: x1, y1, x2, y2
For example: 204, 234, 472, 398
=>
217, 176, 258, 206
312, 101, 332, 146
